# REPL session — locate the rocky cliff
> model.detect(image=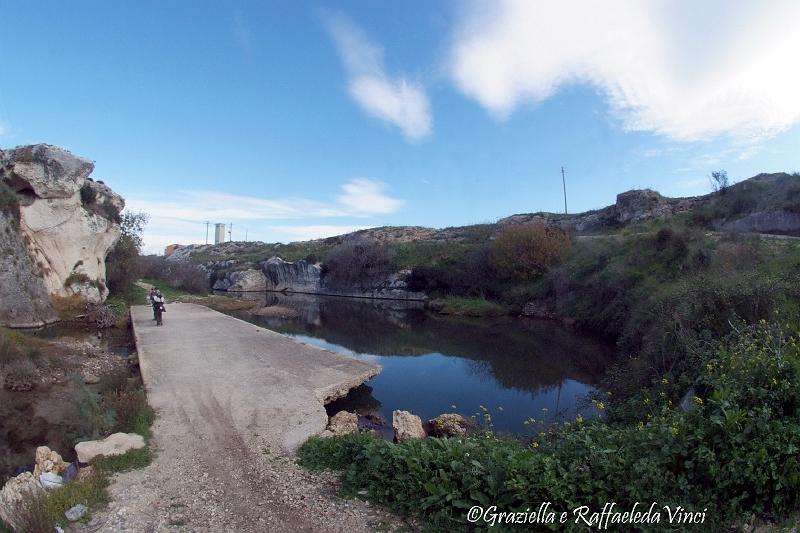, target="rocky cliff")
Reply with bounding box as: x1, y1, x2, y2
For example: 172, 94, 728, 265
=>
0, 144, 124, 327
